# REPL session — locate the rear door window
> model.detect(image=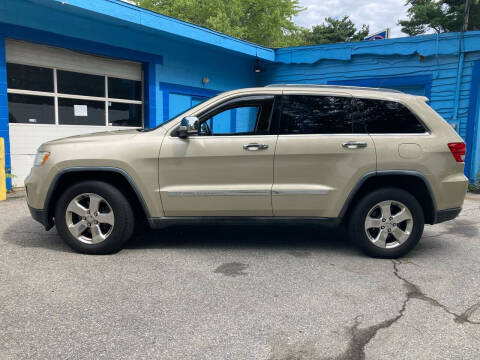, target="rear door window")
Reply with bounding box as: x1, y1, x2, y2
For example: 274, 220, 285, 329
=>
279, 95, 363, 134
356, 98, 427, 134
